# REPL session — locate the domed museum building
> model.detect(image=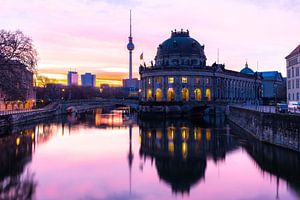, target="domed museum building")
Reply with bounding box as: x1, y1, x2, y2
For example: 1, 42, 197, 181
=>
139, 30, 262, 113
